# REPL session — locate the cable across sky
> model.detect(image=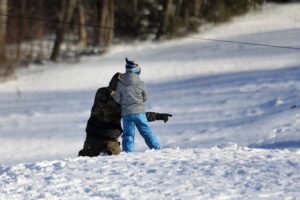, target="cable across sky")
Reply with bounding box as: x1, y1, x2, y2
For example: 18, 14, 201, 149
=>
1, 13, 300, 51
